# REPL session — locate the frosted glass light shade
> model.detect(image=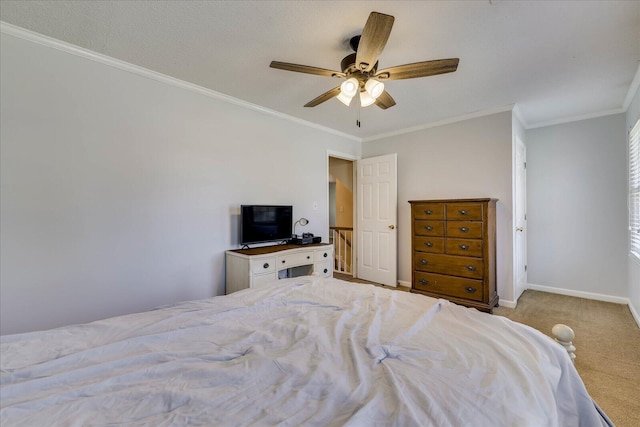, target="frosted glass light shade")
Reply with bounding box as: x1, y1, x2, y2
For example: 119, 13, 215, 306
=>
365, 79, 384, 99
359, 91, 376, 107
340, 78, 359, 97
337, 91, 353, 106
